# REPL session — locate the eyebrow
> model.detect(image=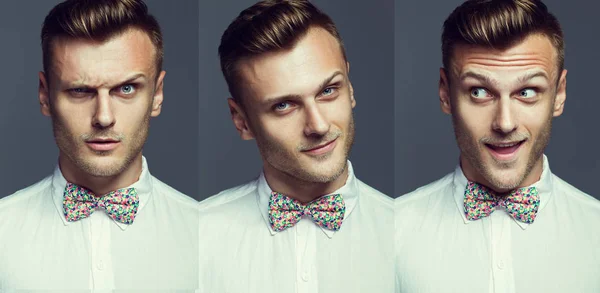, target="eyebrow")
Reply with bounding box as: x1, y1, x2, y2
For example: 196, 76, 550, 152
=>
459, 71, 499, 86
261, 71, 344, 106
516, 71, 549, 84
64, 73, 147, 88
459, 70, 549, 86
